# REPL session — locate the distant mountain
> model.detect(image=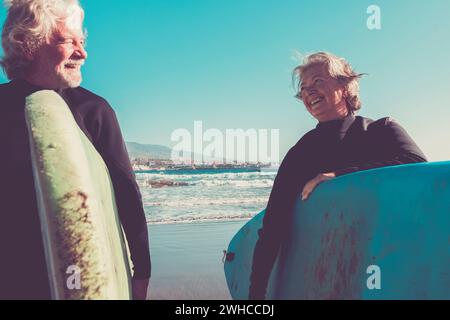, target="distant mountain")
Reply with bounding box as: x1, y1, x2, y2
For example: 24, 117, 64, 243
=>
126, 141, 225, 162
125, 141, 272, 164
125, 142, 172, 159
